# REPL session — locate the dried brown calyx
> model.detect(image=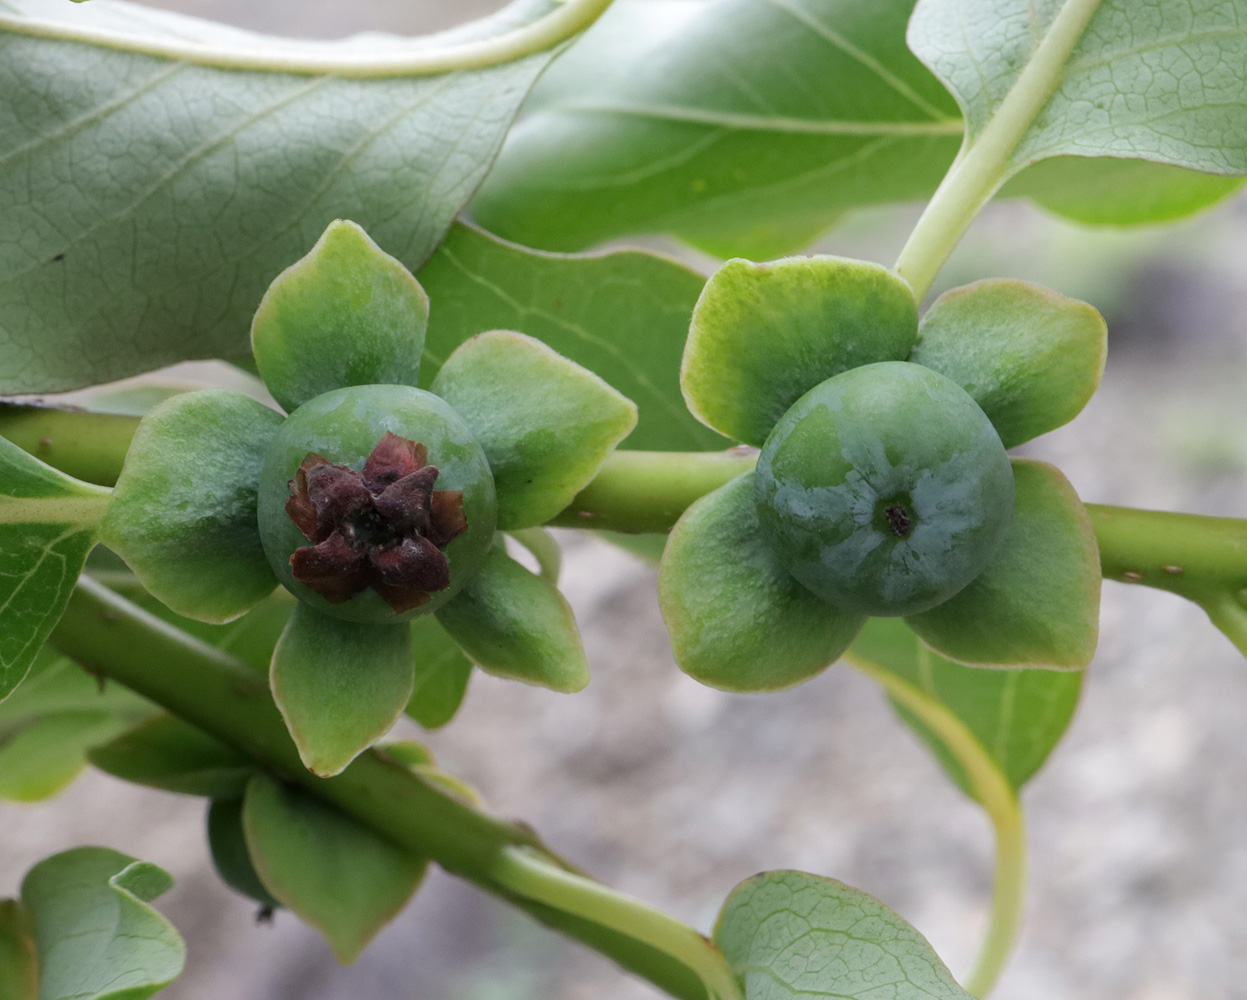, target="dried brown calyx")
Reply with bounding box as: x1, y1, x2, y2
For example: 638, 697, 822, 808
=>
285, 431, 468, 613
